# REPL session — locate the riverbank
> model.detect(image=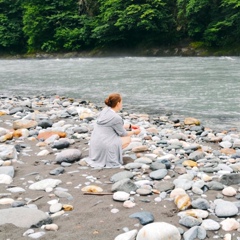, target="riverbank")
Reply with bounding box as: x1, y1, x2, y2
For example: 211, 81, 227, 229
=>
1, 42, 240, 59
0, 95, 240, 239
